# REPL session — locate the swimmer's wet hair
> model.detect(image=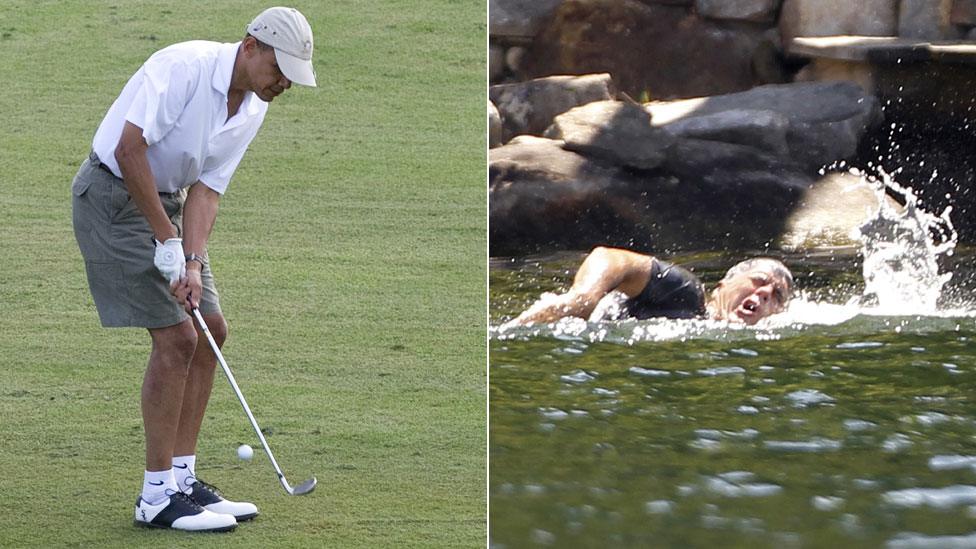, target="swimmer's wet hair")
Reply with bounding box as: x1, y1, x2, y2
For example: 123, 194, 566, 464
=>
723, 258, 794, 298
